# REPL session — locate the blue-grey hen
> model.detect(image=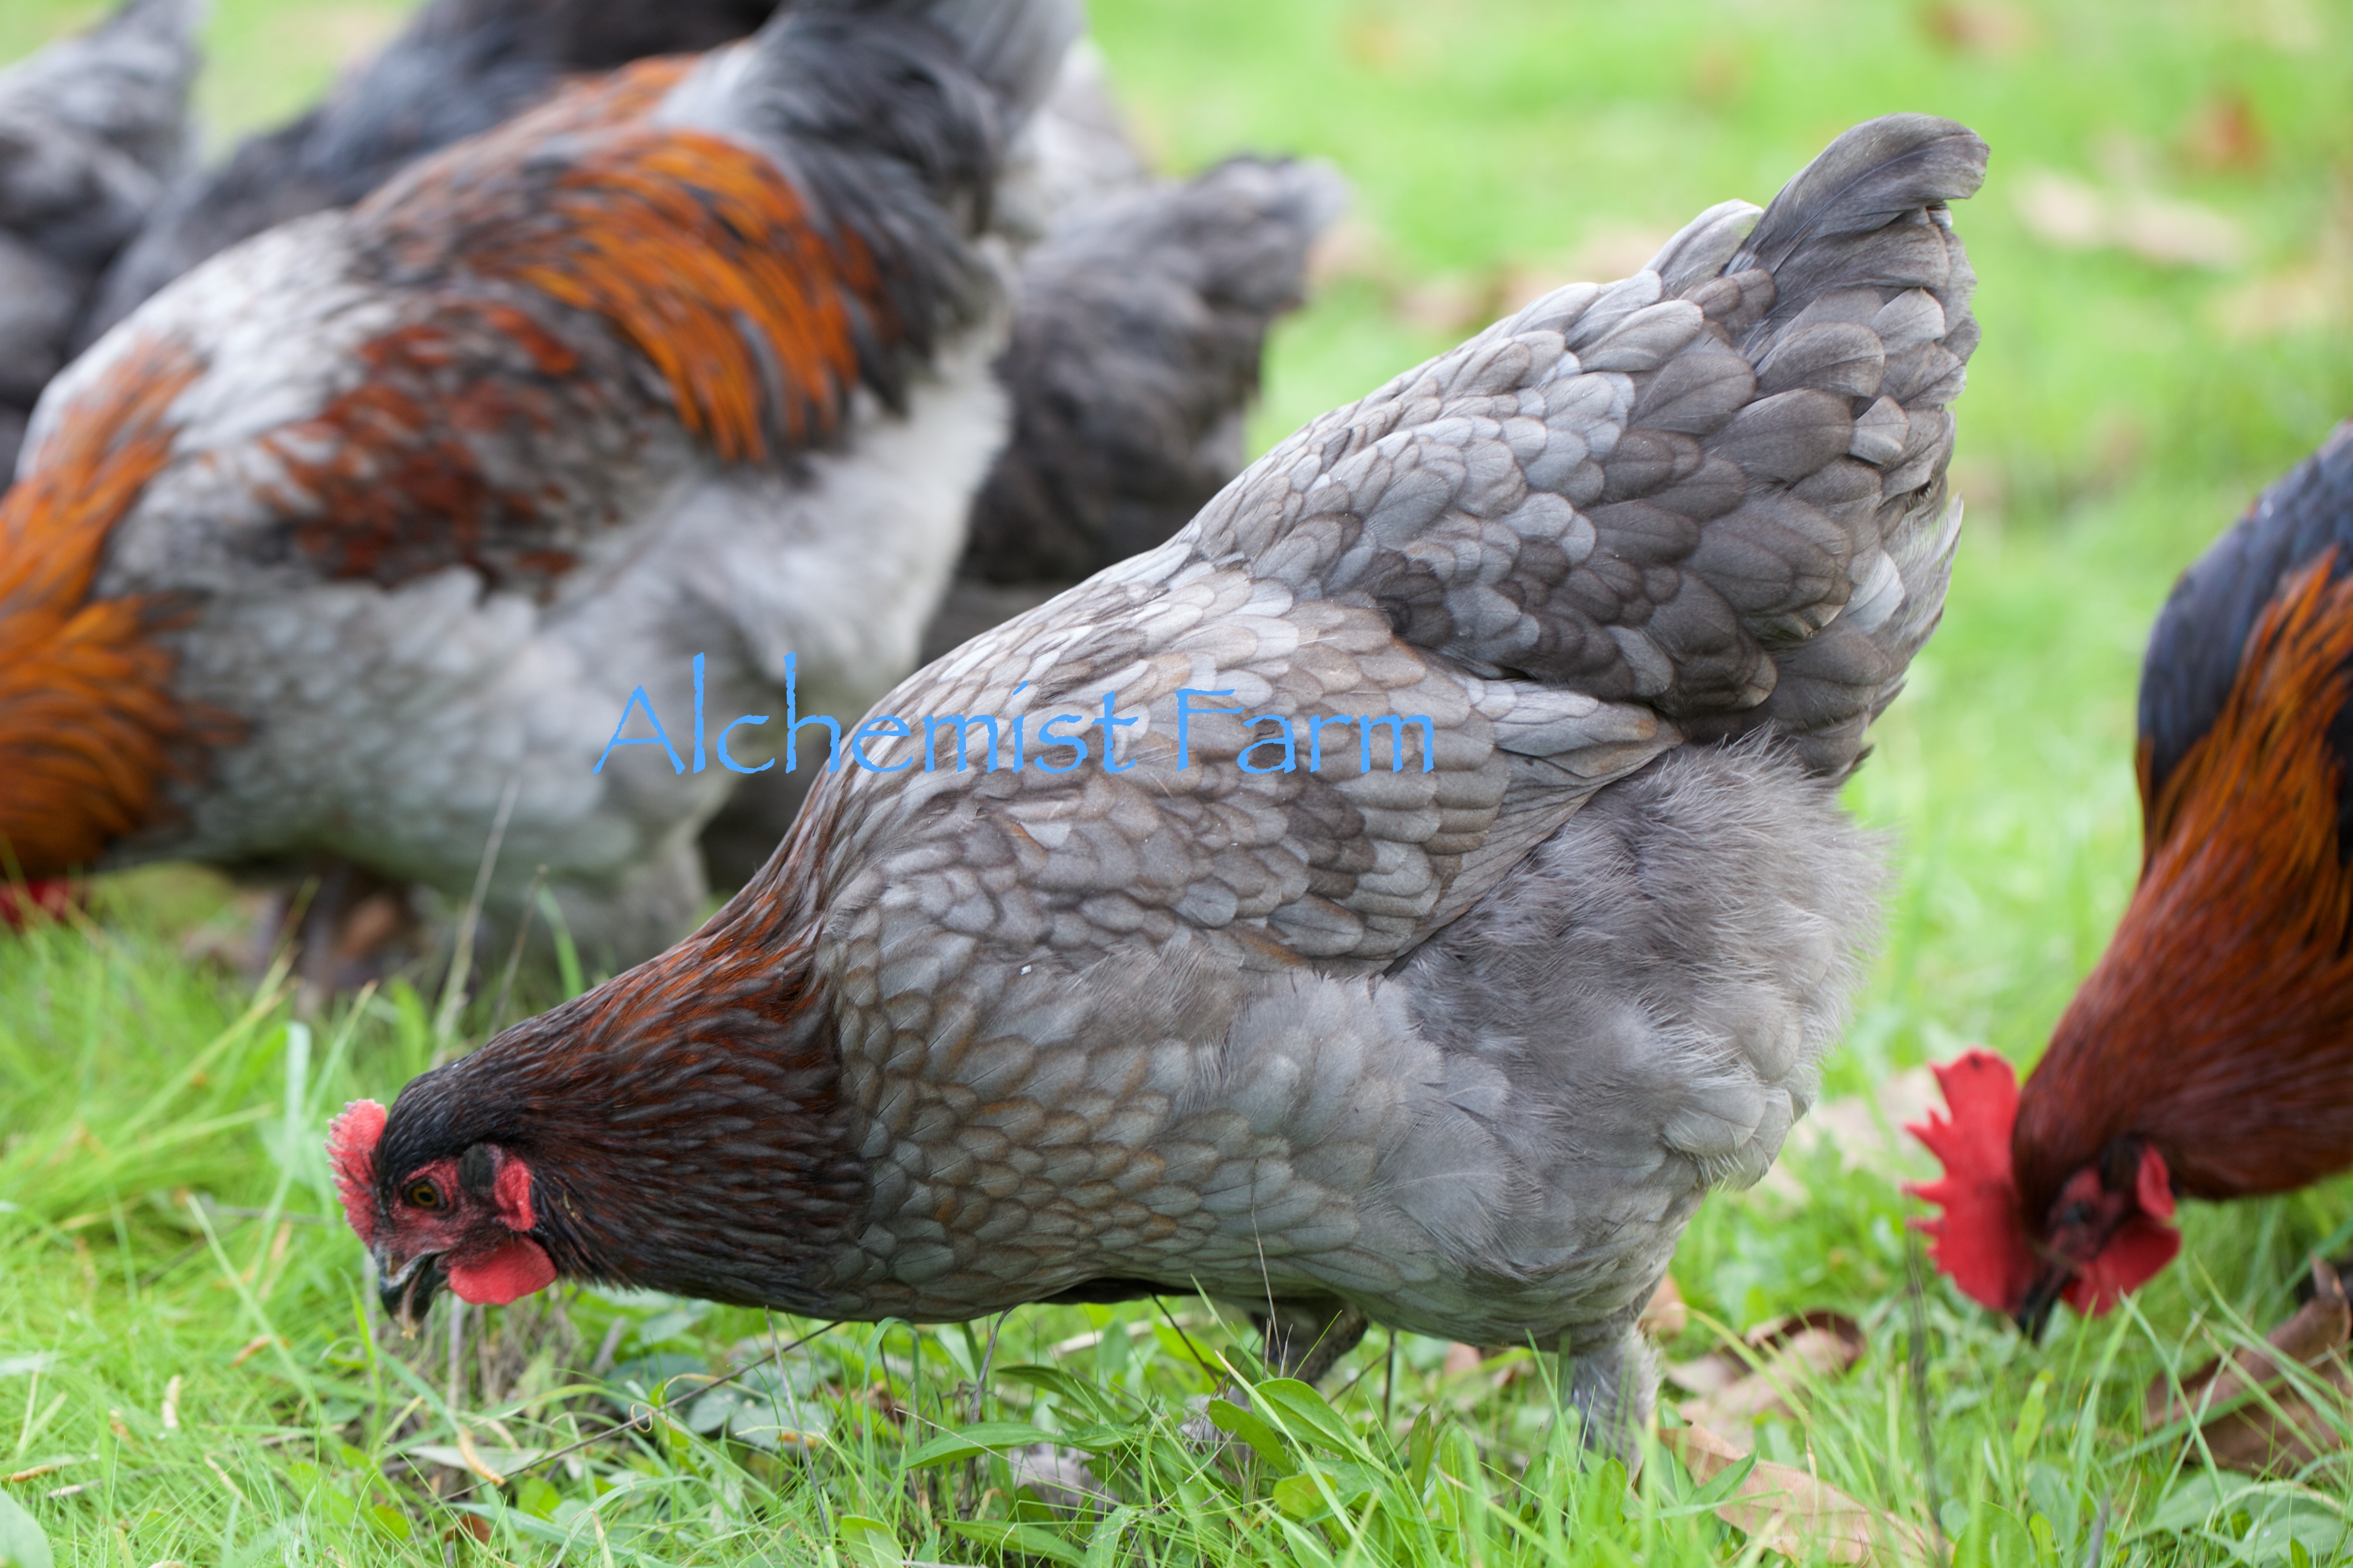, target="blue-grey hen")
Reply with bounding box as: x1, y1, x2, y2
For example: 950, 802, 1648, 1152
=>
332, 114, 1986, 1454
